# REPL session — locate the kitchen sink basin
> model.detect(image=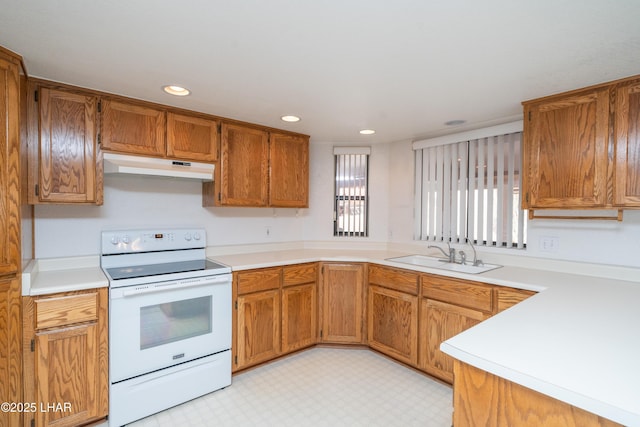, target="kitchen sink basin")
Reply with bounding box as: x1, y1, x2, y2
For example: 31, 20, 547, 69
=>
385, 254, 502, 274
